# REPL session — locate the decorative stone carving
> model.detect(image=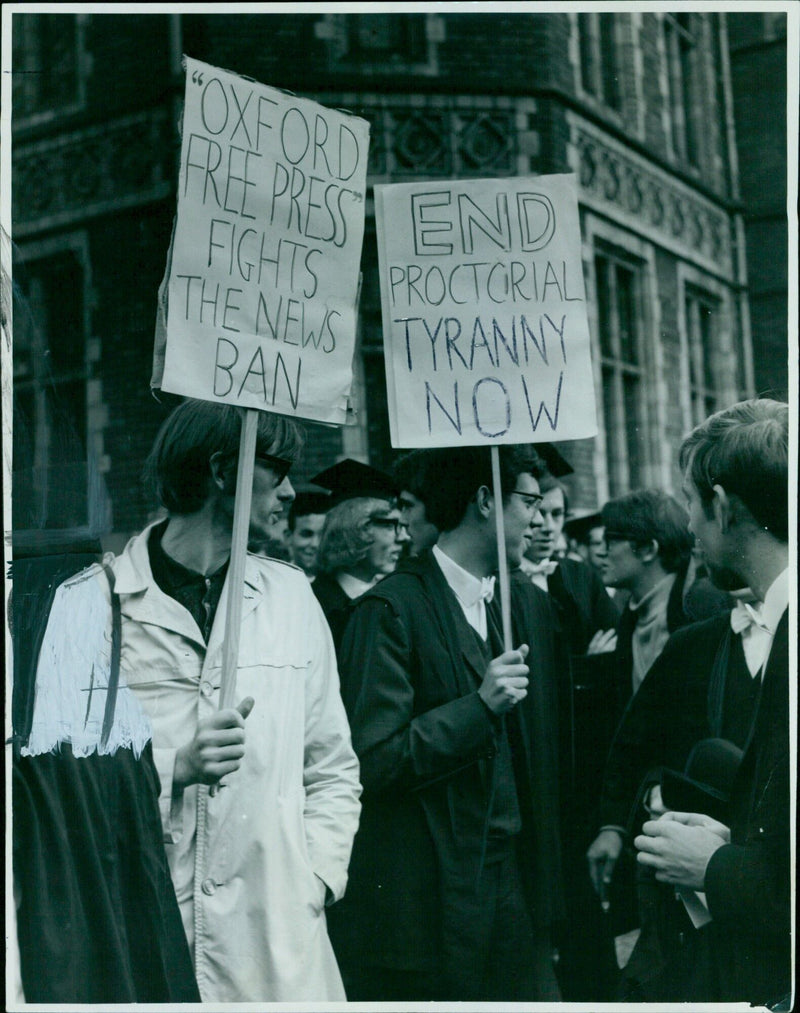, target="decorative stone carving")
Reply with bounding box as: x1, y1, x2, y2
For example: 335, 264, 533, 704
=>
574, 126, 732, 272
13, 110, 173, 234
344, 100, 522, 179
393, 111, 450, 173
